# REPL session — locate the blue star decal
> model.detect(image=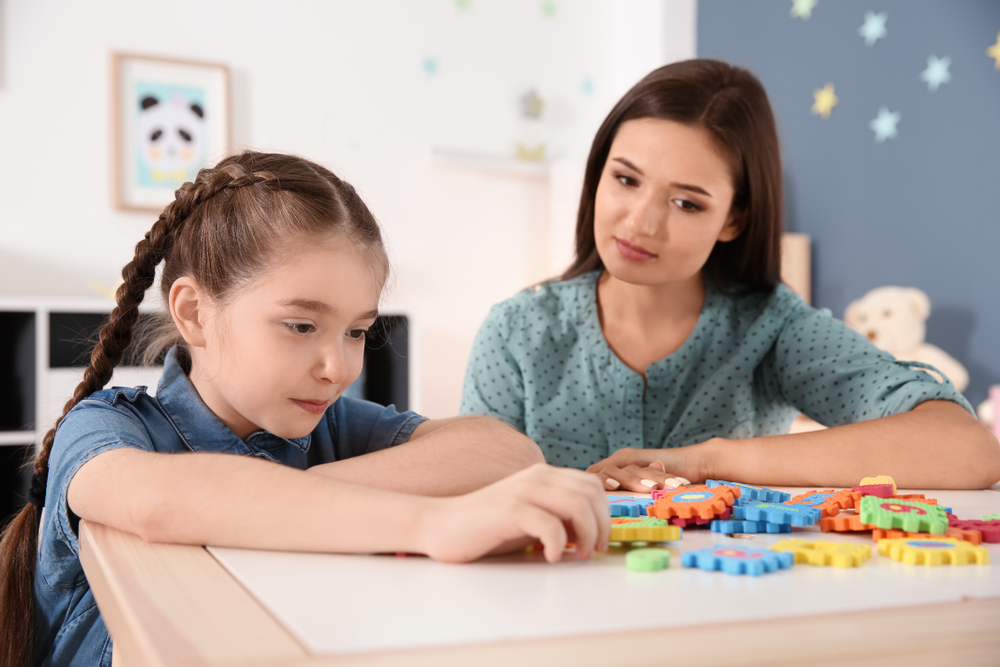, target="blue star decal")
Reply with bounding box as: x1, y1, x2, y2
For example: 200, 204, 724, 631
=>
423, 57, 439, 77
859, 11, 887, 47
921, 55, 952, 92
869, 107, 901, 143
